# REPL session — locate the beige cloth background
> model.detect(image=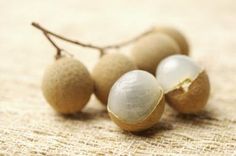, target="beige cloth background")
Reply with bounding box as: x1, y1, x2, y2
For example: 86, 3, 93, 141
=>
0, 0, 236, 155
